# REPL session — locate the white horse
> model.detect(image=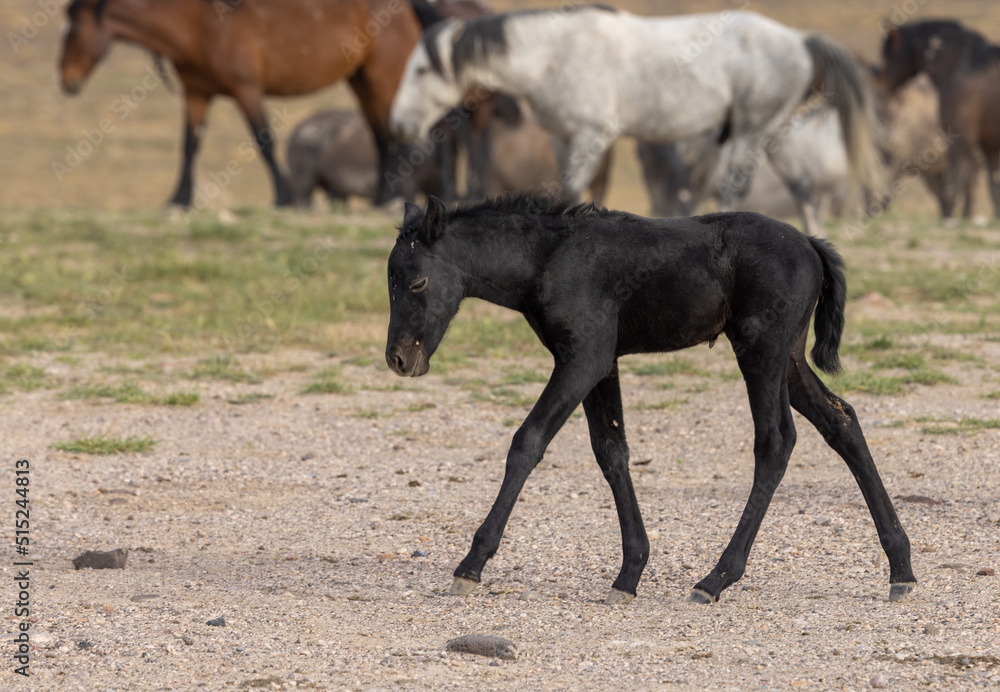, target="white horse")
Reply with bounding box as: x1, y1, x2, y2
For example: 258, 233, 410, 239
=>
389, 7, 883, 233
639, 105, 856, 225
